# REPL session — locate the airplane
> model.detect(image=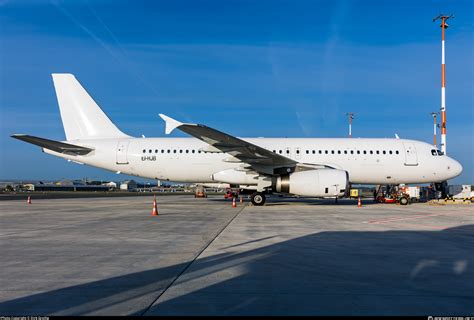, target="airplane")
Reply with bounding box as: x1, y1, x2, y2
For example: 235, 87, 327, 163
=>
12, 74, 463, 206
